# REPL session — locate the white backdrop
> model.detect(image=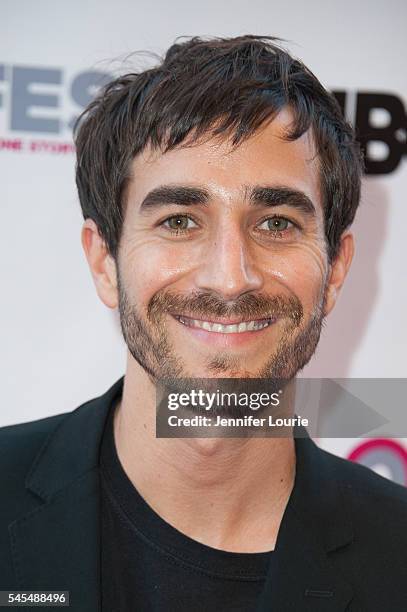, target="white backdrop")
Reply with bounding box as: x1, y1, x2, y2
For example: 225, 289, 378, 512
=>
1, 0, 406, 483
